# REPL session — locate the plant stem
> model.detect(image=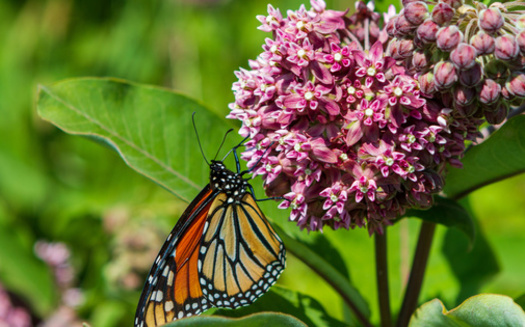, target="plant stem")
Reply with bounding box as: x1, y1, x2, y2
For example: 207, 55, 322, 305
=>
396, 221, 436, 327
375, 230, 391, 327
